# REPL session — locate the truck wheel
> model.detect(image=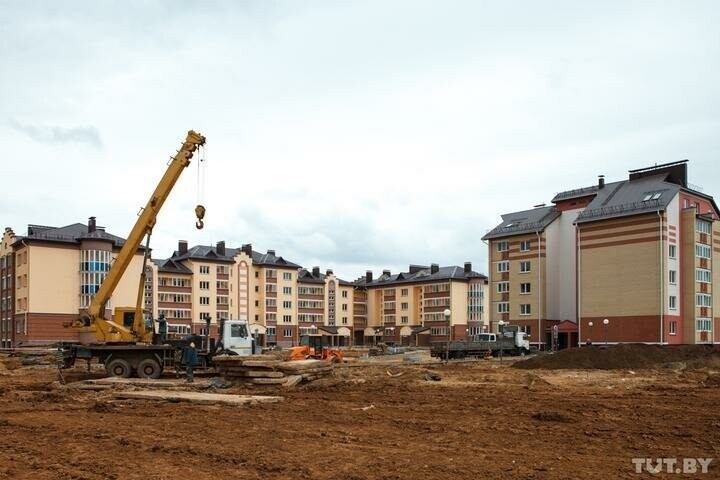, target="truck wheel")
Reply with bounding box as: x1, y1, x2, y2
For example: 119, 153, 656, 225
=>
137, 358, 162, 379
106, 358, 132, 378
